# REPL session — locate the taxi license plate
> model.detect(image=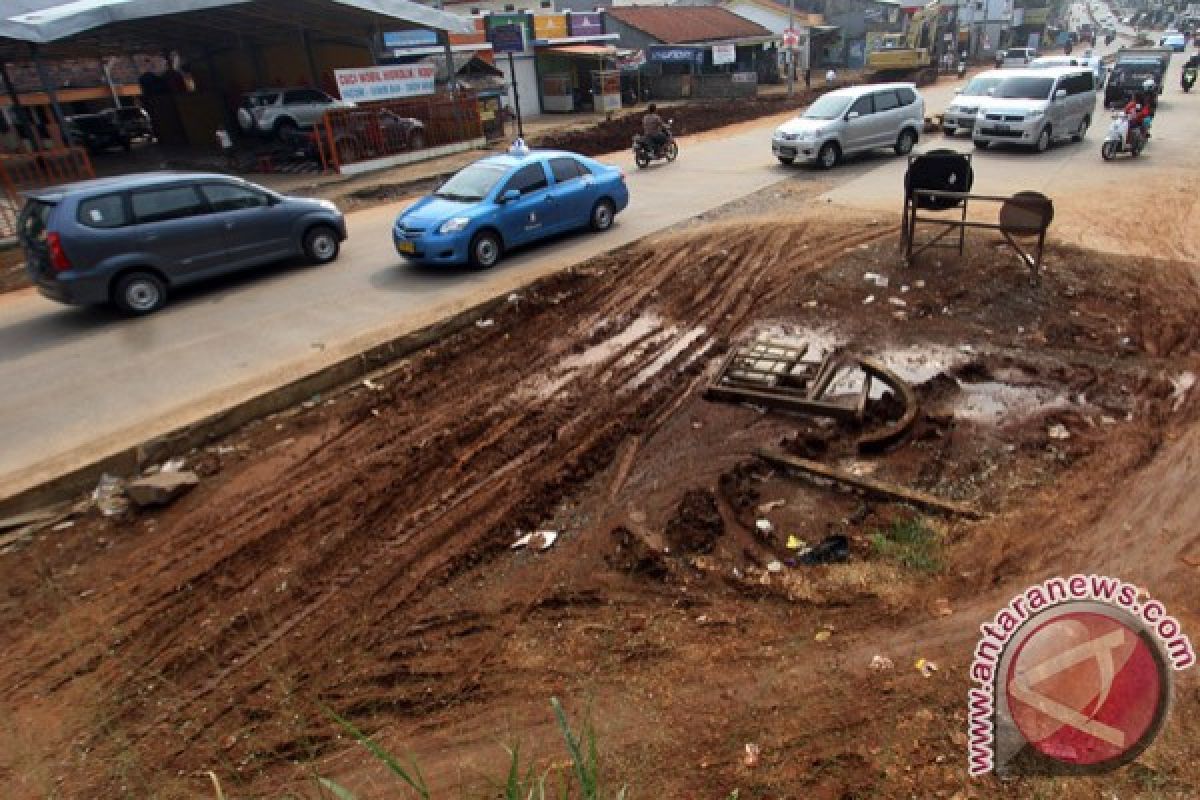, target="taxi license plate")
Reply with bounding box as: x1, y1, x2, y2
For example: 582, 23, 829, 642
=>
397, 240, 416, 254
